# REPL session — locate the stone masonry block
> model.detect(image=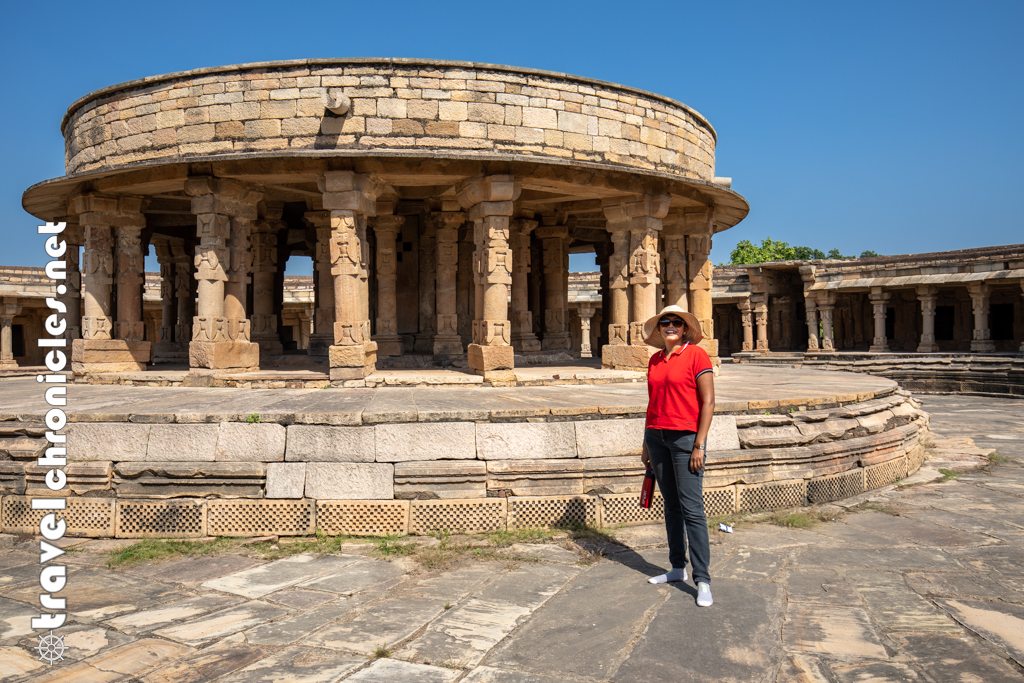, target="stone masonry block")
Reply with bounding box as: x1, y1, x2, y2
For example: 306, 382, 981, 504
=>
708, 415, 742, 451
575, 418, 644, 457
285, 425, 375, 462
476, 422, 577, 460
215, 422, 286, 462
305, 462, 394, 500
68, 423, 151, 462
375, 422, 476, 462
147, 424, 219, 462
266, 463, 306, 499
